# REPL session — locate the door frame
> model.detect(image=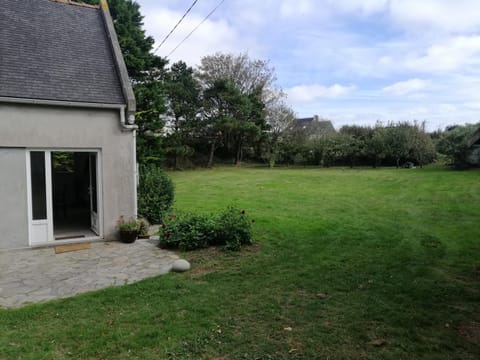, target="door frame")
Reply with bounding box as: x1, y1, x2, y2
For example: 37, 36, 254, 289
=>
26, 148, 104, 246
